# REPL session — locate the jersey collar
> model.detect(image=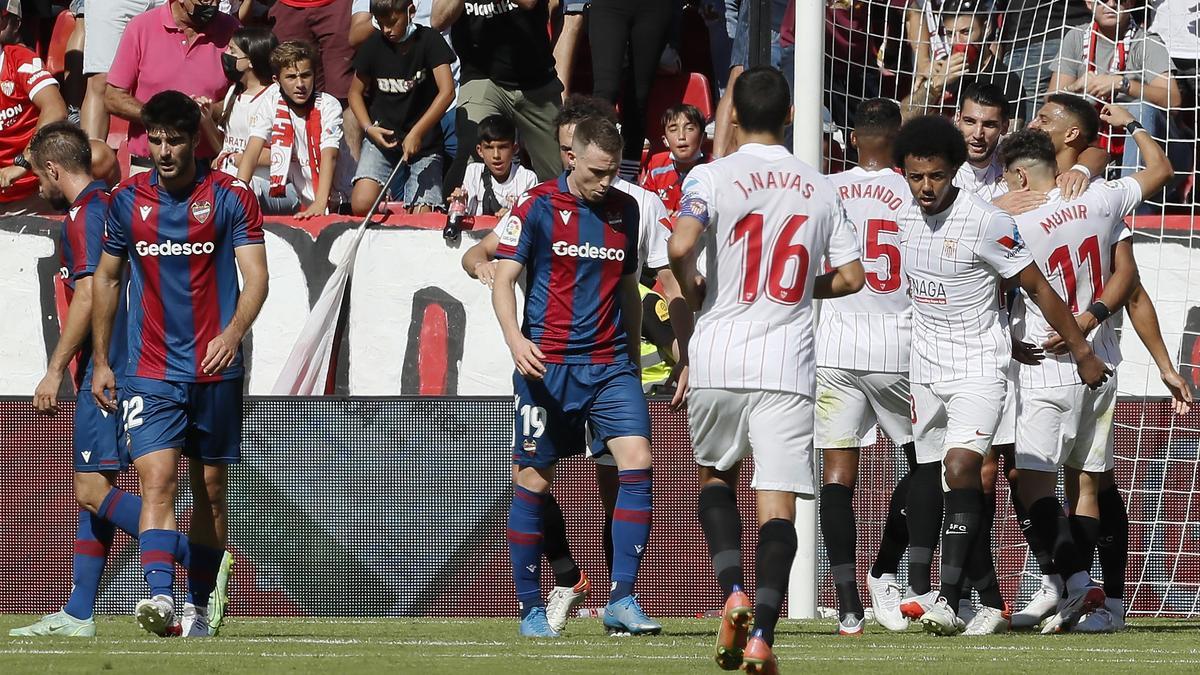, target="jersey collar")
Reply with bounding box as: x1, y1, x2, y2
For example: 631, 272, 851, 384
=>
72, 180, 109, 208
